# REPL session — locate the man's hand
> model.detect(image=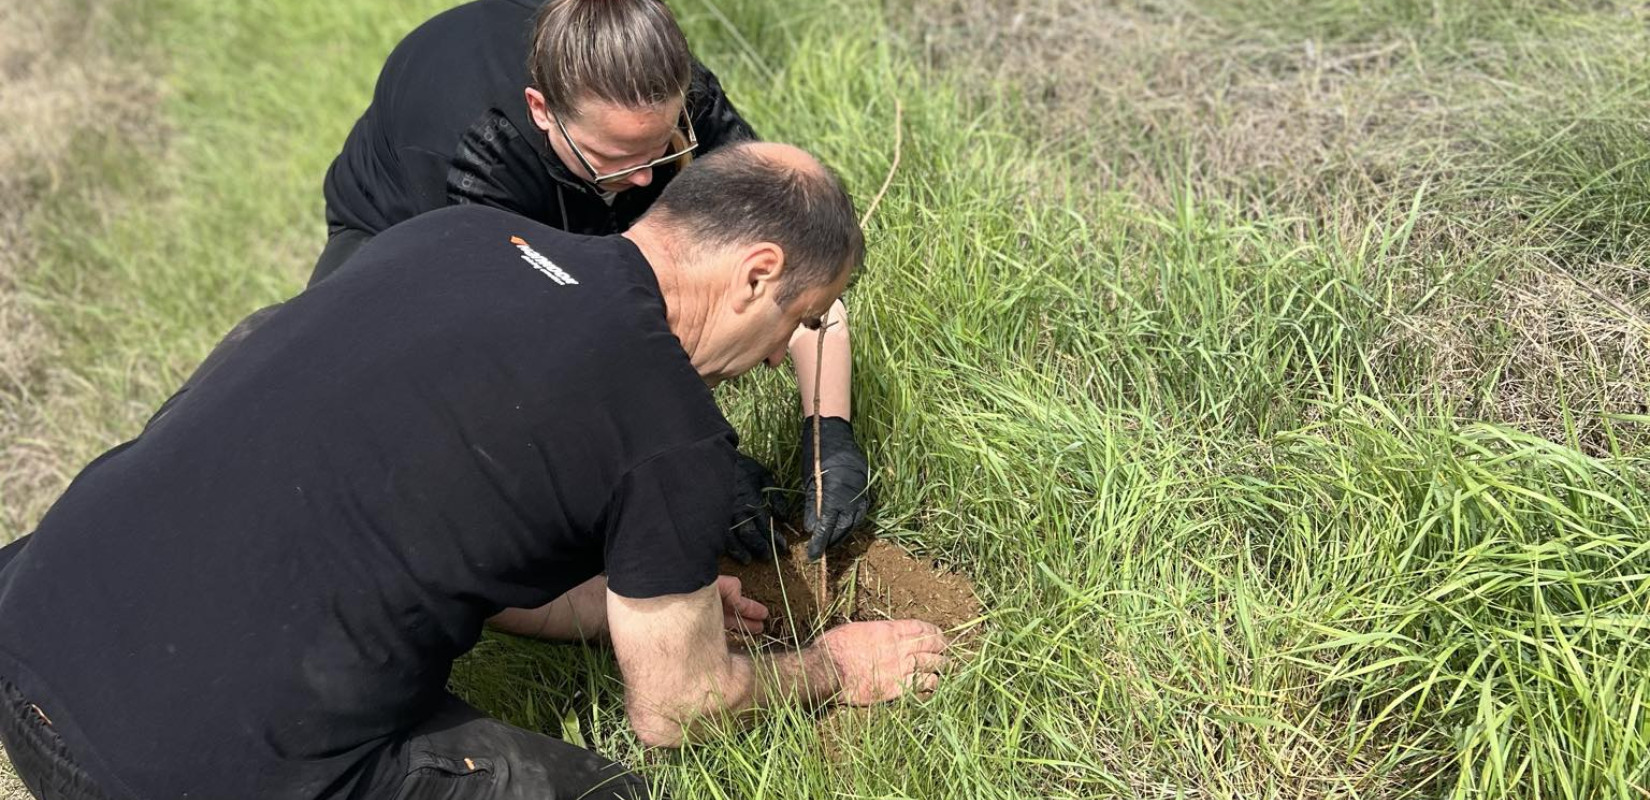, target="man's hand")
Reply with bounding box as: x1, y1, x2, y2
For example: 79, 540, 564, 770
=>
726, 452, 788, 564
801, 416, 870, 559
817, 620, 948, 705
715, 575, 768, 635
607, 584, 948, 747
